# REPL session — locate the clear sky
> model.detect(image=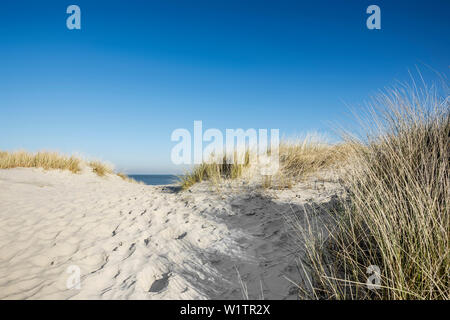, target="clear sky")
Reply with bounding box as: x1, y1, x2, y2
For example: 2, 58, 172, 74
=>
1, 0, 449, 173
